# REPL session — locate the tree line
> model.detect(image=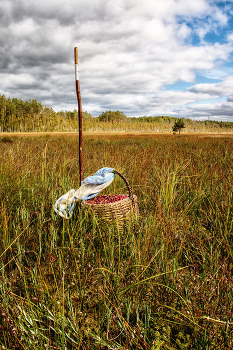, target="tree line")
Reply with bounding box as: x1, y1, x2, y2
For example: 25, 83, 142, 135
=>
0, 95, 232, 132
